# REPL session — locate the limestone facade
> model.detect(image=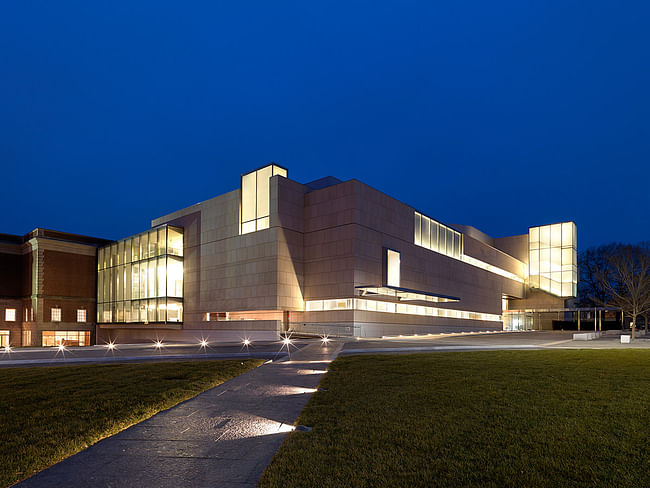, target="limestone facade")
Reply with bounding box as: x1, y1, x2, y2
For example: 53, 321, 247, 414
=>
99, 166, 571, 343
